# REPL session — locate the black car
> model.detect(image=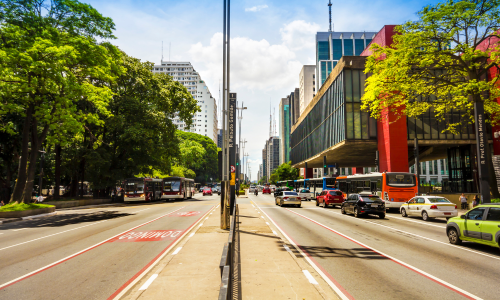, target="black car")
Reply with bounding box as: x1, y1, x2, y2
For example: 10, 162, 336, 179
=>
341, 193, 385, 219
274, 187, 290, 197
